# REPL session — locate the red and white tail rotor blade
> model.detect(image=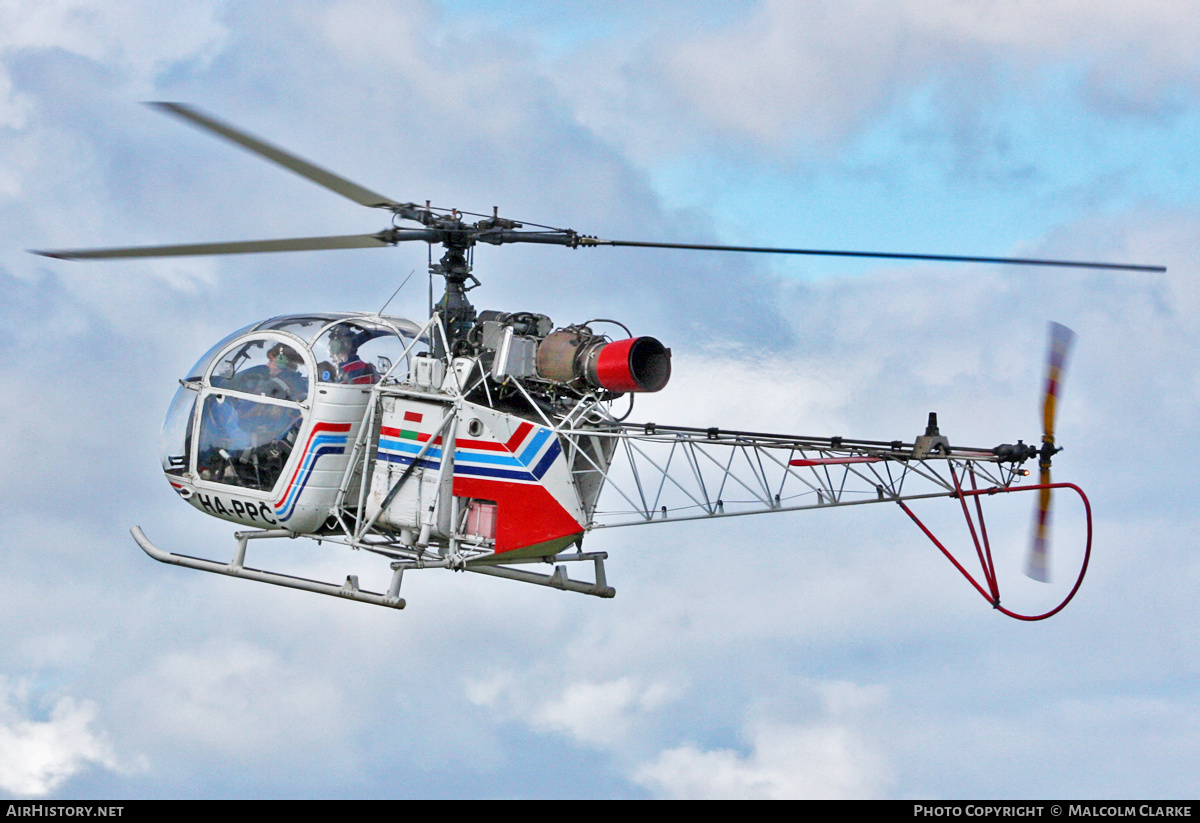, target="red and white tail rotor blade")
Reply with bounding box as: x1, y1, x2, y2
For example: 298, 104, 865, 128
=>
1026, 321, 1076, 582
